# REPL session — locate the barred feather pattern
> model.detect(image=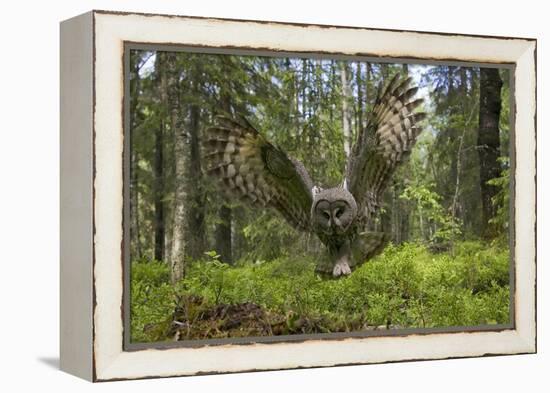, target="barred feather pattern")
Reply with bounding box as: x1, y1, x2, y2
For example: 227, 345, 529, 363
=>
204, 116, 314, 231
346, 74, 426, 221
314, 231, 389, 275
